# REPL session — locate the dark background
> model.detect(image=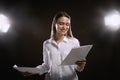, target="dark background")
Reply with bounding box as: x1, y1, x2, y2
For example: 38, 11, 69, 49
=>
0, 0, 120, 80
